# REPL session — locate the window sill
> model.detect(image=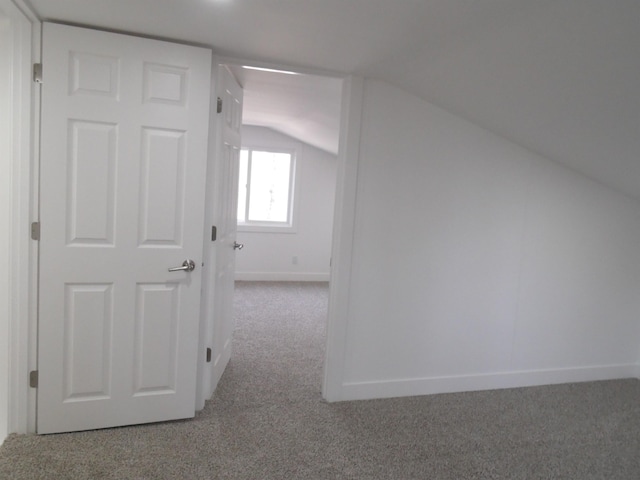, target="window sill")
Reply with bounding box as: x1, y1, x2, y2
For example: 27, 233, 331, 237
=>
237, 224, 297, 234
